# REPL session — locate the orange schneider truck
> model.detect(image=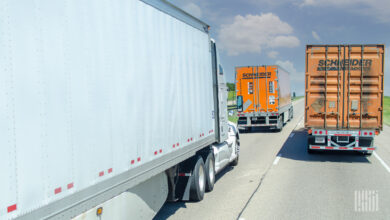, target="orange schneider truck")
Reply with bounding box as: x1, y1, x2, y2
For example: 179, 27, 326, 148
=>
305, 44, 384, 155
235, 65, 293, 131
